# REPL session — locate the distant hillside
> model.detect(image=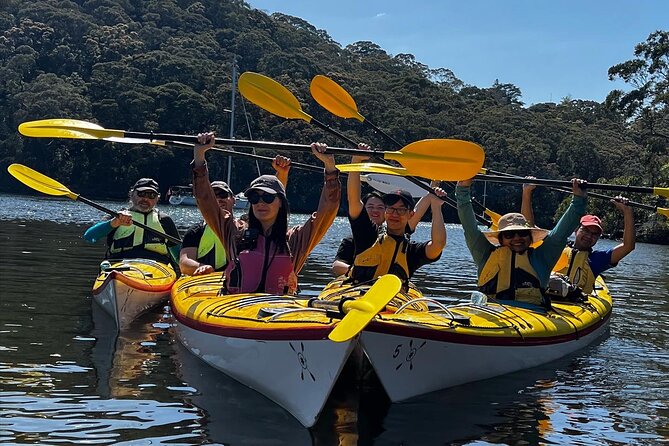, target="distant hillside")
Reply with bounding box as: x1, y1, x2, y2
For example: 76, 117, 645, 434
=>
0, 0, 666, 241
